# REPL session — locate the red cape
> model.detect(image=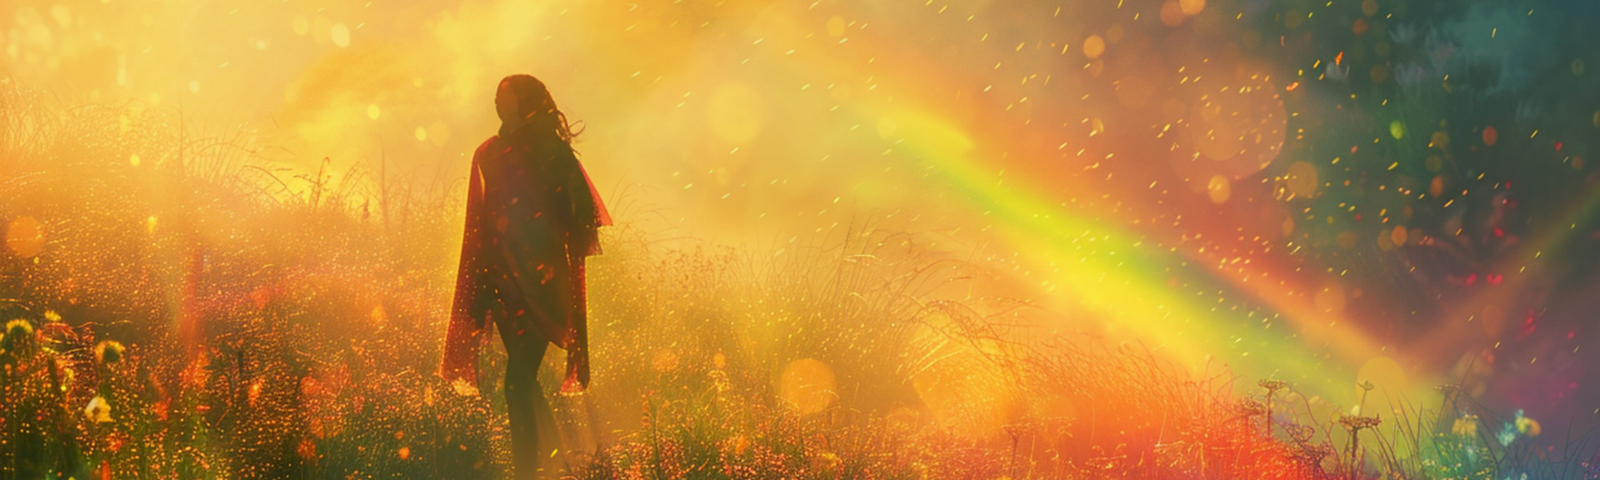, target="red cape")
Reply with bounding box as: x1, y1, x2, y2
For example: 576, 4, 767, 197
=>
439, 138, 610, 385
